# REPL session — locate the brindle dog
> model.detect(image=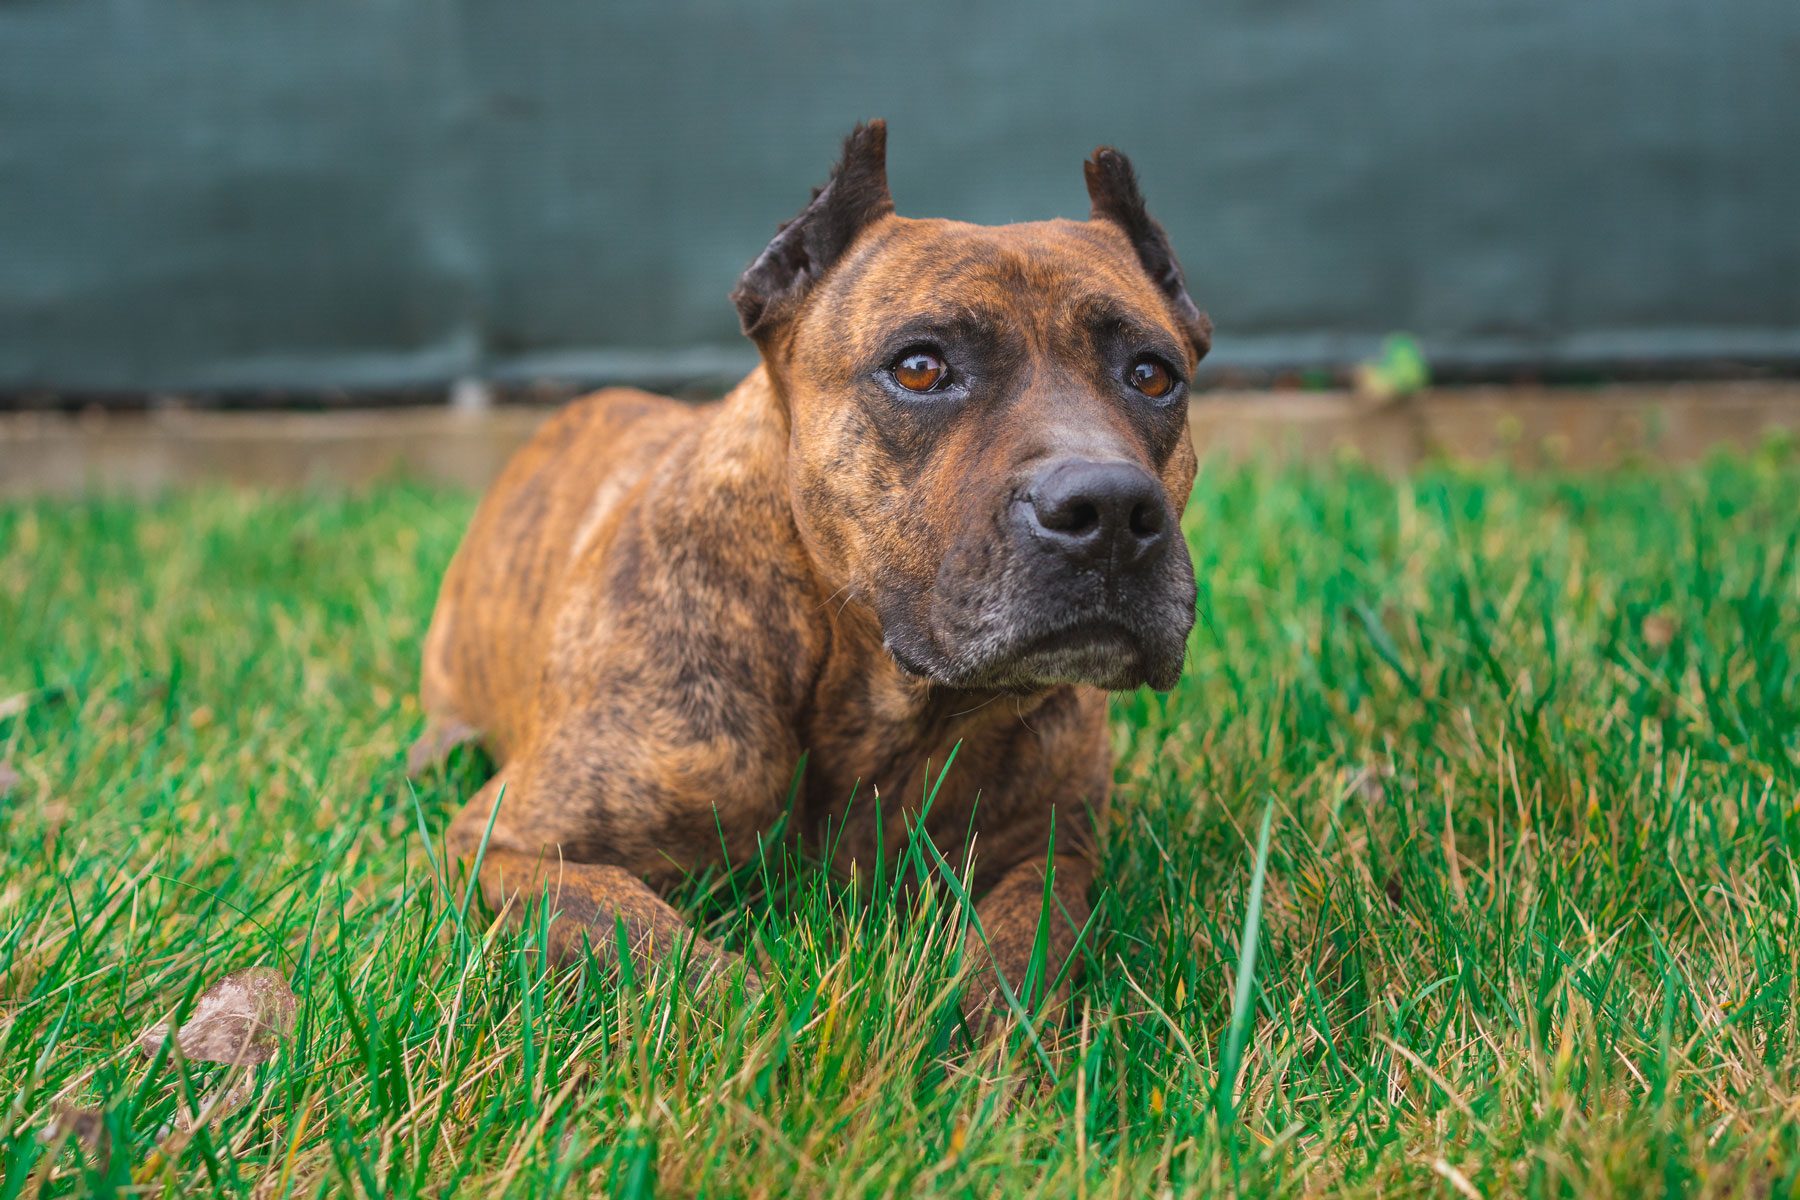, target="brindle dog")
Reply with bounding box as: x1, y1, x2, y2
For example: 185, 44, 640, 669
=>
412, 120, 1210, 1017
